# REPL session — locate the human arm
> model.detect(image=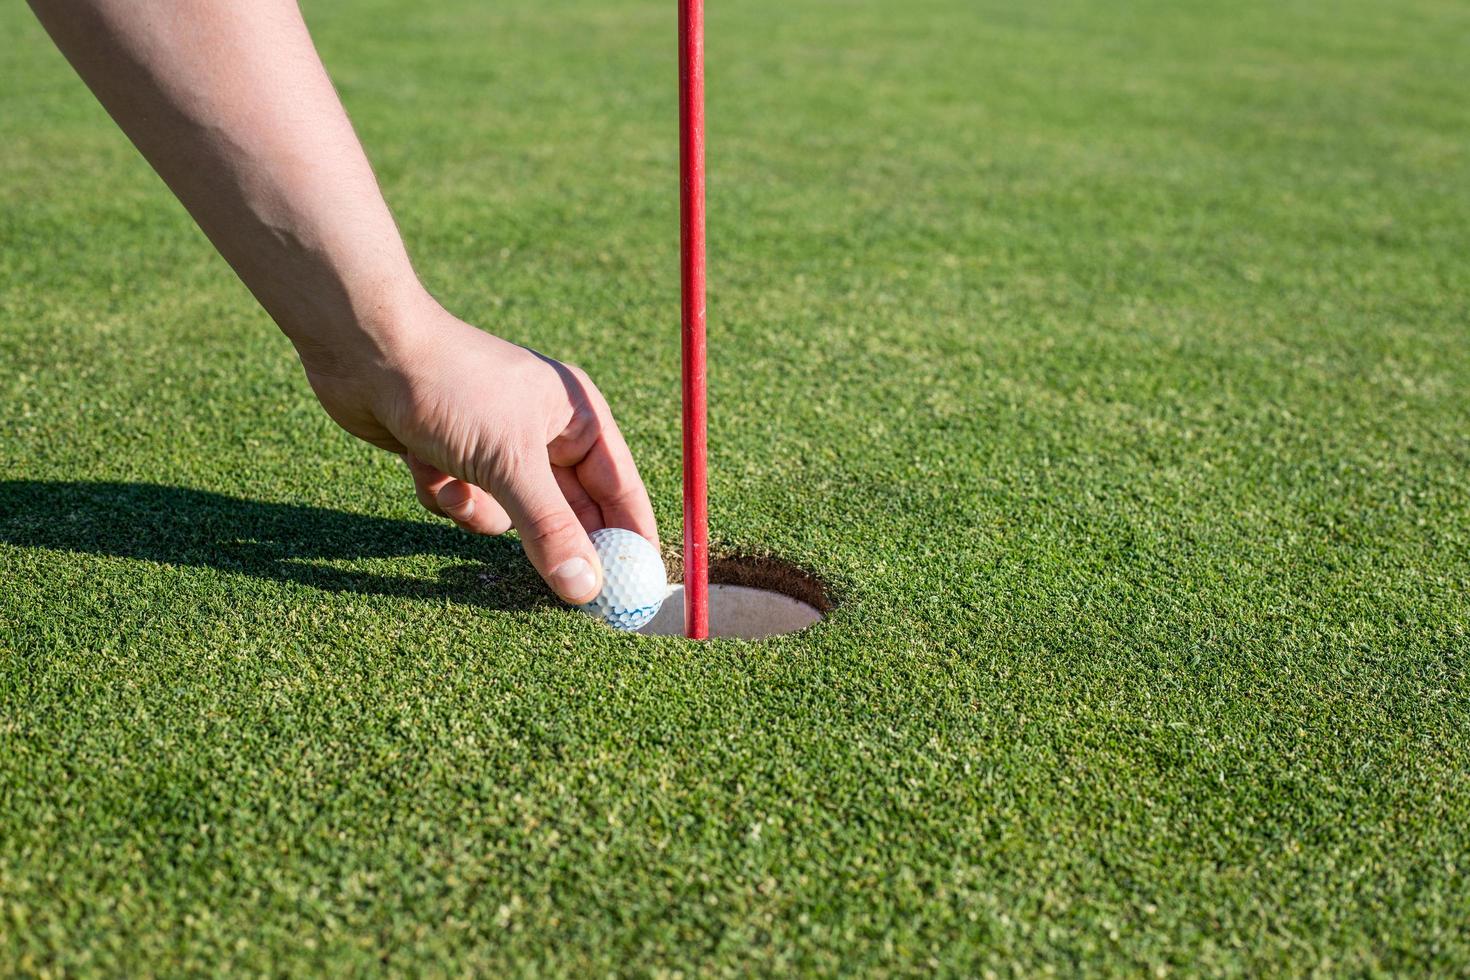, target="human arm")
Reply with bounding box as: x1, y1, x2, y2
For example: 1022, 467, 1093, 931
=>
27, 0, 659, 603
